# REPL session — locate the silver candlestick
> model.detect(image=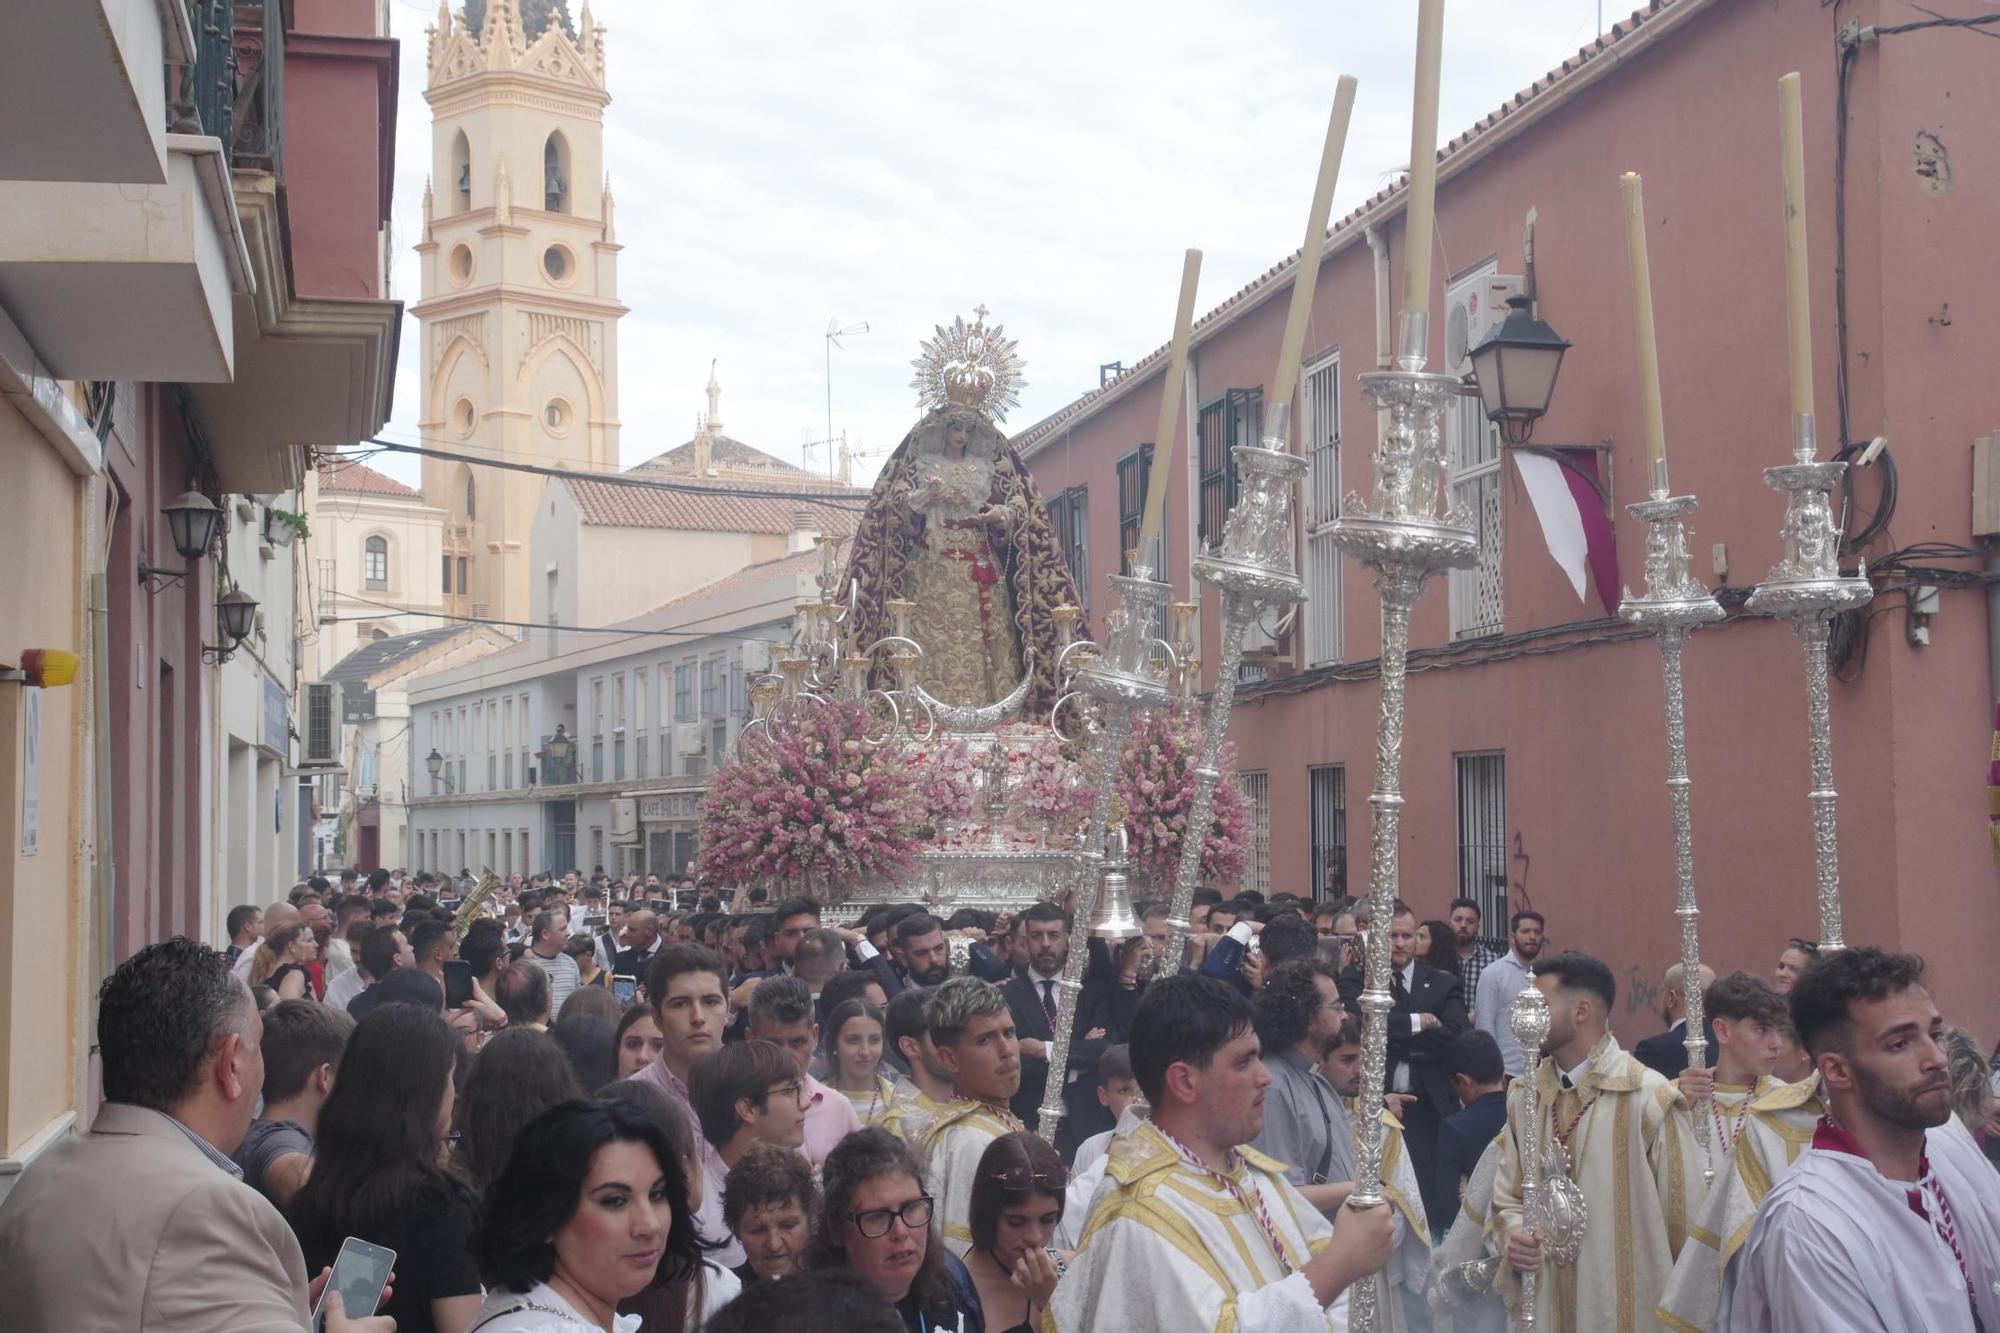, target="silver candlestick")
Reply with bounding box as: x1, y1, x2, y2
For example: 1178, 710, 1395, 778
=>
1508, 982, 1552, 1333
1159, 416, 1309, 967
1324, 310, 1477, 1333
1617, 457, 1725, 1182
1745, 414, 1871, 950
1037, 572, 1172, 1145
